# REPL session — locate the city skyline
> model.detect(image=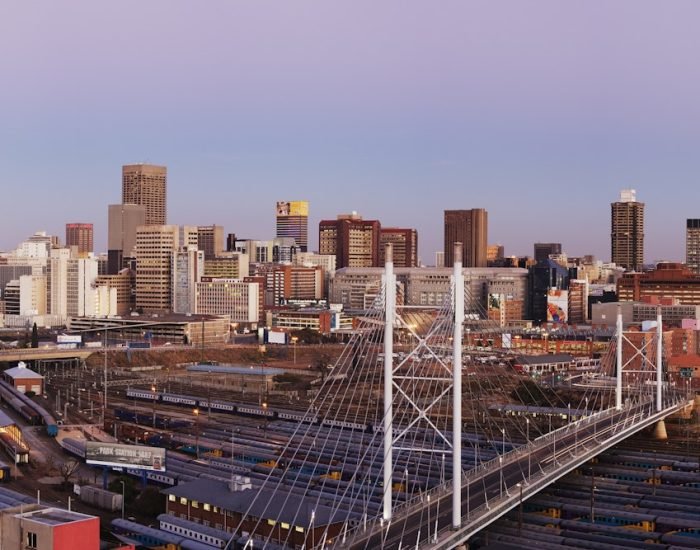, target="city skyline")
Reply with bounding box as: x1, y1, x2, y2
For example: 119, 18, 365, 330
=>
3, 1, 700, 262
